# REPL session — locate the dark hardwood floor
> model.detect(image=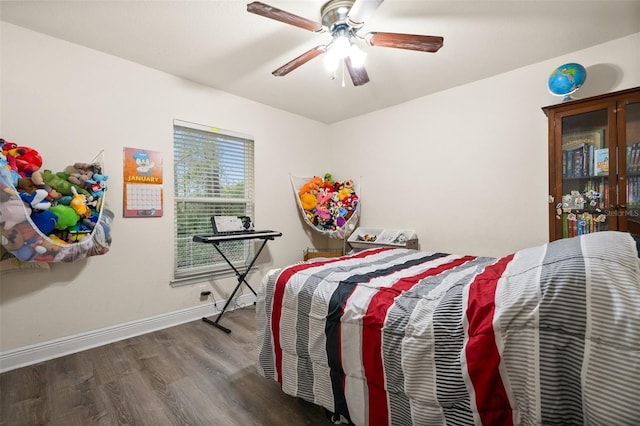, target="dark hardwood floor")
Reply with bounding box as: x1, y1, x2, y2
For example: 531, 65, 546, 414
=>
0, 306, 332, 426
